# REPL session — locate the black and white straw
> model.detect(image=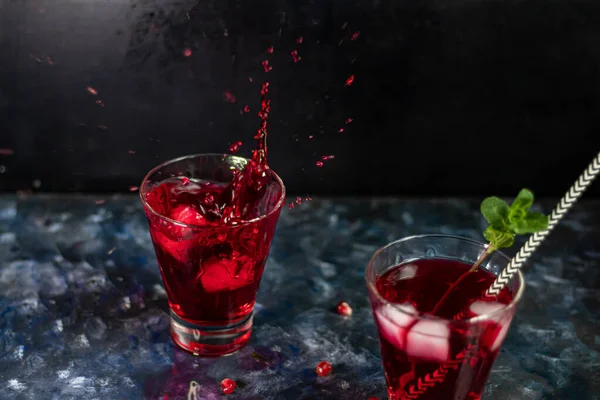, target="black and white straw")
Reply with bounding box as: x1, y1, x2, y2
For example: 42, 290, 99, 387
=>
486, 150, 600, 296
